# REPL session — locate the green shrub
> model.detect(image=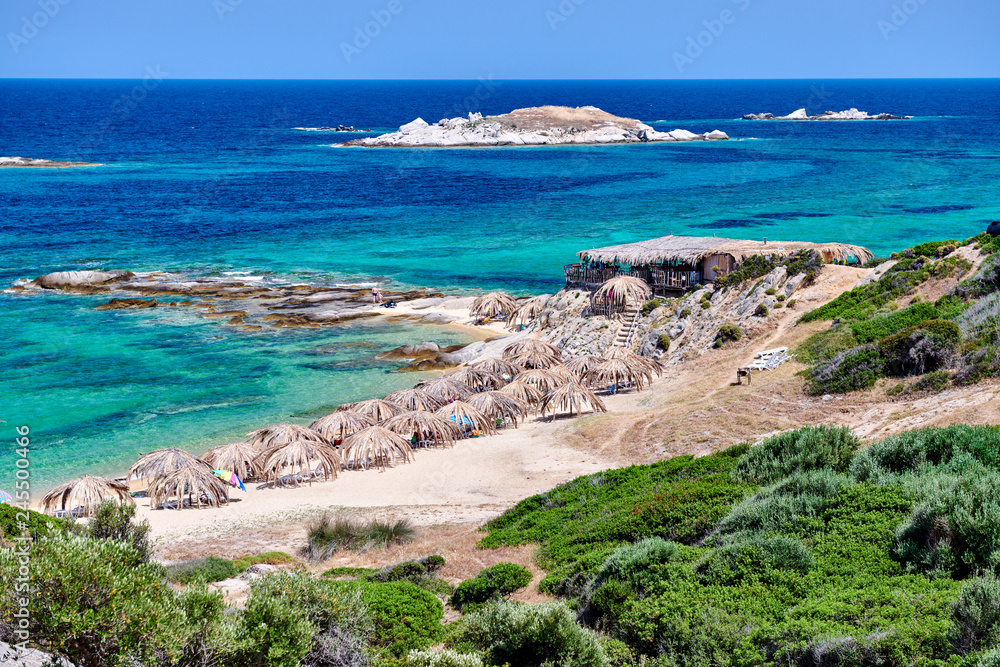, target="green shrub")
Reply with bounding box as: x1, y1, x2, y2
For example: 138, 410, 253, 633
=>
231, 550, 298, 571
359, 580, 444, 657
796, 325, 859, 365
697, 535, 813, 585
715, 323, 743, 347
950, 575, 1000, 655
305, 514, 415, 560
641, 299, 662, 316
755, 304, 769, 317
912, 240, 961, 257
850, 425, 1000, 481
732, 426, 859, 485
700, 299, 711, 310
407, 648, 484, 666
85, 501, 153, 563
451, 563, 532, 611
879, 319, 962, 376
458, 601, 608, 667
680, 308, 692, 318
786, 298, 796, 308
765, 288, 777, 296
657, 334, 670, 350
0, 535, 187, 667
165, 556, 240, 584
715, 250, 823, 291
850, 301, 942, 343
0, 503, 63, 540
808, 344, 886, 394
914, 370, 952, 392
777, 294, 786, 302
